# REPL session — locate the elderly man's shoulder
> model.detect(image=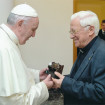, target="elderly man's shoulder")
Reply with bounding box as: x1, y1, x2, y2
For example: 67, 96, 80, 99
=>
95, 37, 105, 55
